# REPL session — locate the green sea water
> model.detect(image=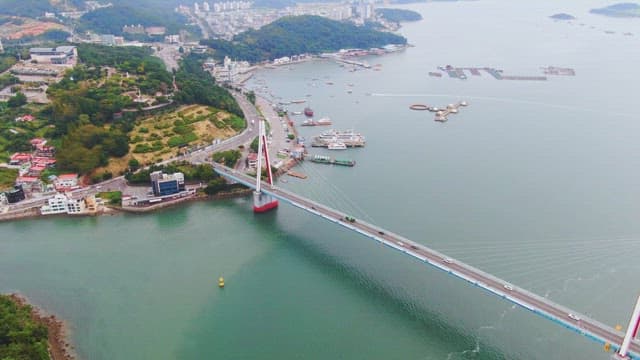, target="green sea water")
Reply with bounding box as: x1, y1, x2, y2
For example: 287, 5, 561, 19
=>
3, 1, 640, 359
